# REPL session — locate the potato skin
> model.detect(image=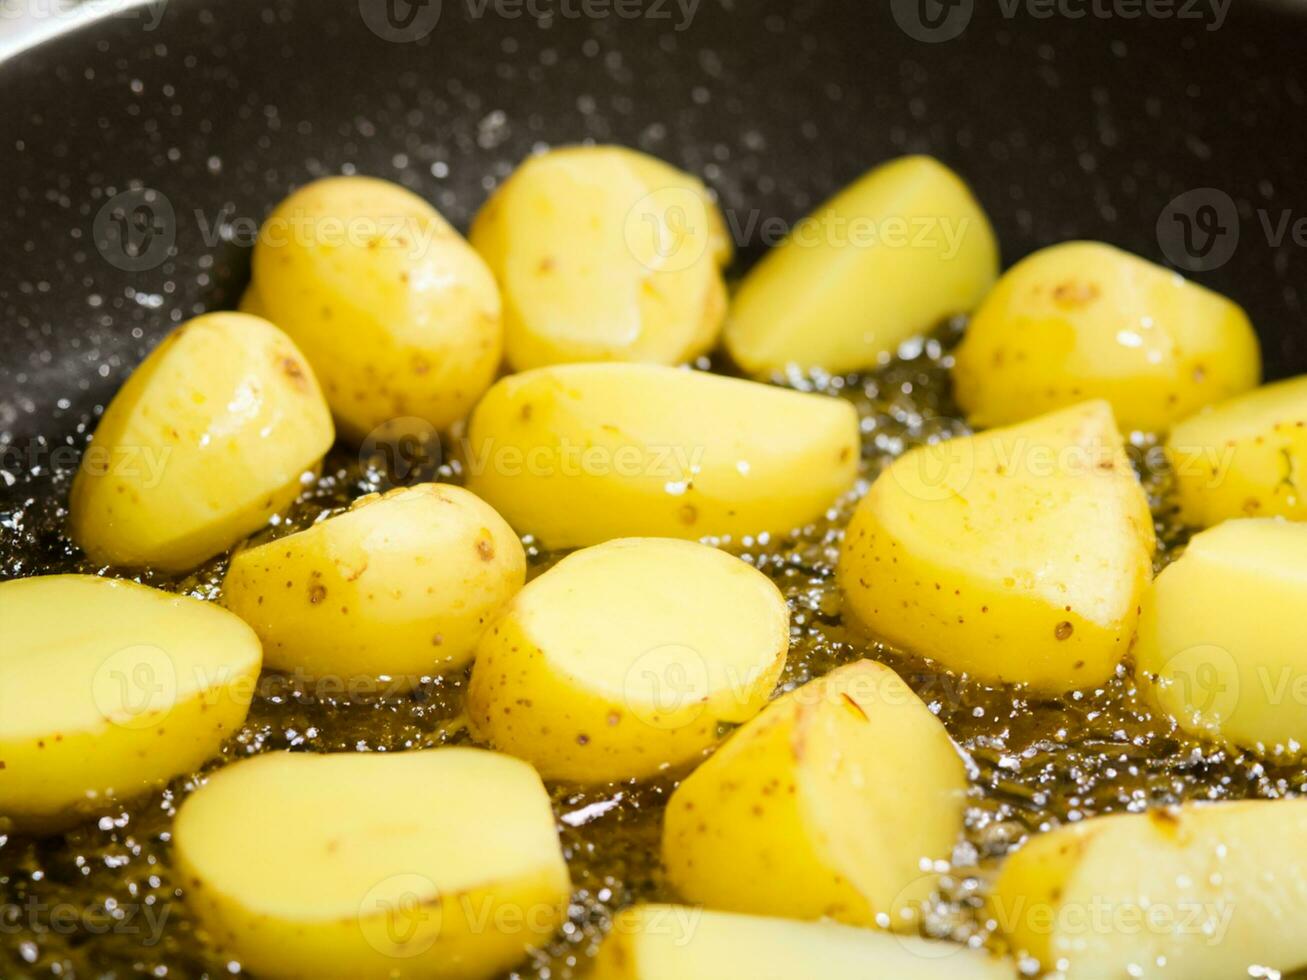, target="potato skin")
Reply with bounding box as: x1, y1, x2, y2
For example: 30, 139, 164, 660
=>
173, 749, 570, 980
251, 175, 502, 442
0, 575, 260, 835
989, 799, 1307, 979
471, 145, 731, 372
661, 660, 968, 929
68, 312, 333, 572
952, 241, 1261, 433
839, 401, 1155, 693
593, 904, 1015, 980
464, 363, 860, 549
467, 537, 788, 782
725, 155, 999, 376
222, 484, 524, 685
1134, 519, 1307, 759
1166, 375, 1307, 527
